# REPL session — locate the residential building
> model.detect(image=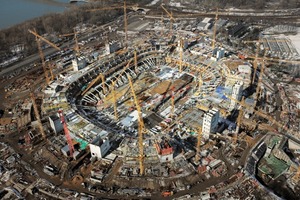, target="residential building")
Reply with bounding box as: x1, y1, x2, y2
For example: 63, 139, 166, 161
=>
202, 108, 220, 139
